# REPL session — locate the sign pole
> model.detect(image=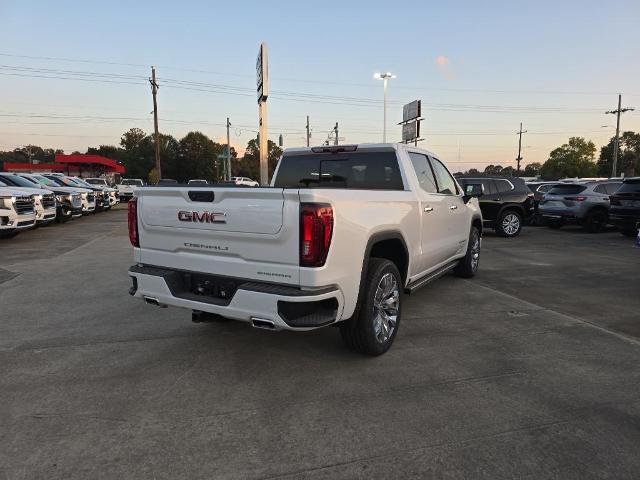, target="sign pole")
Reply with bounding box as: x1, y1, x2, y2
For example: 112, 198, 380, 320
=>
257, 42, 269, 185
